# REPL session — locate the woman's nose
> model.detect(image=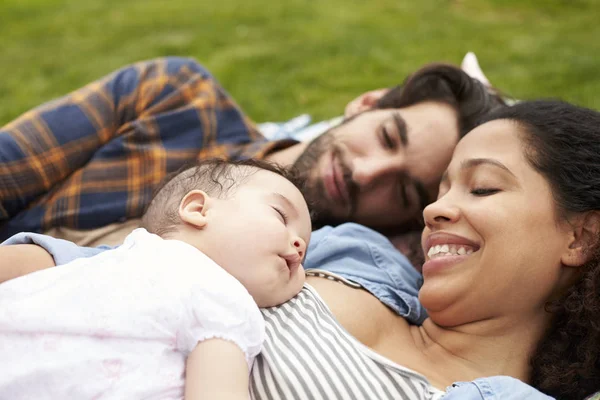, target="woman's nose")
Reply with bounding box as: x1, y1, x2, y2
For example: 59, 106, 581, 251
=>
423, 194, 461, 228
